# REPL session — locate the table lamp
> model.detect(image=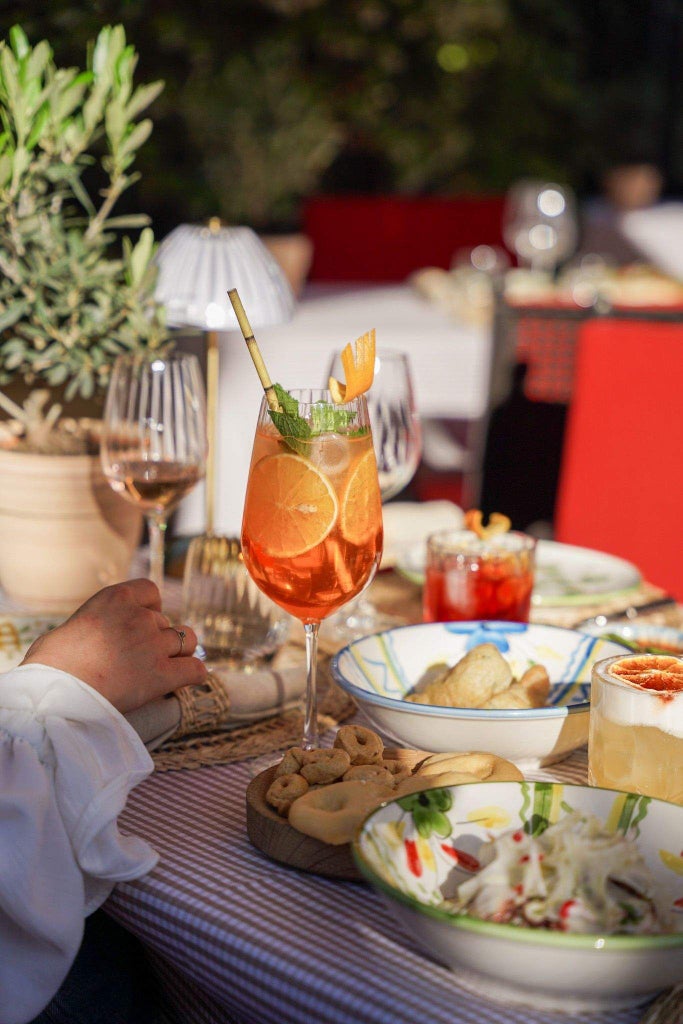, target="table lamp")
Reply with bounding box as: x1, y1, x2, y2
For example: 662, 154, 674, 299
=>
154, 220, 295, 535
